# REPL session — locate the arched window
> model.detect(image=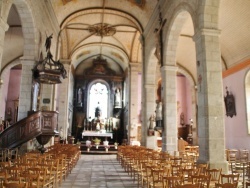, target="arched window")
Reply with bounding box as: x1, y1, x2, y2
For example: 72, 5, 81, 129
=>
88, 82, 109, 120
